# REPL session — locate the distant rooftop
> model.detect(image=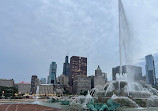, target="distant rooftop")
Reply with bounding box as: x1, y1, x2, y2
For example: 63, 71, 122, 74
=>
19, 81, 30, 84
